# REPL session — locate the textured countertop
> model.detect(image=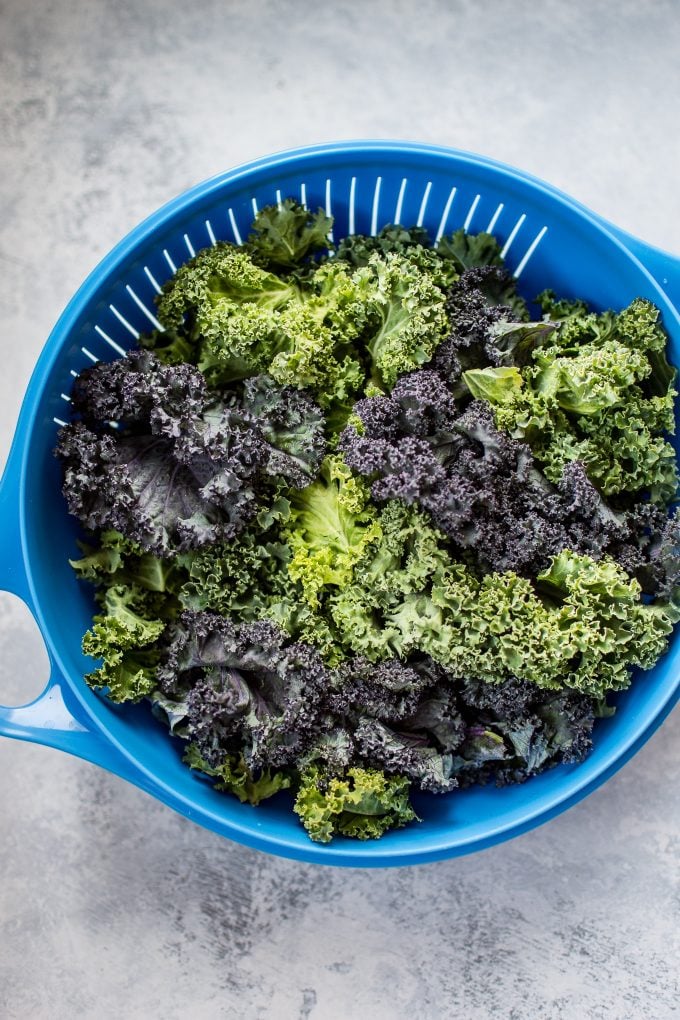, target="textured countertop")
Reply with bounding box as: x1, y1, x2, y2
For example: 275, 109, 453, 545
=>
1, 2, 679, 1017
